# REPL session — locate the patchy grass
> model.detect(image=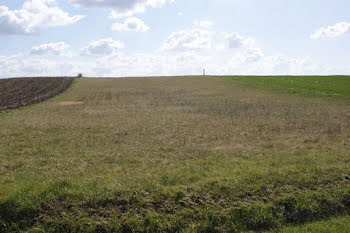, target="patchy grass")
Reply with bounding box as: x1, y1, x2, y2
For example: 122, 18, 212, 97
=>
222, 75, 350, 98
0, 76, 349, 232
